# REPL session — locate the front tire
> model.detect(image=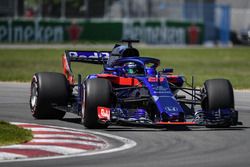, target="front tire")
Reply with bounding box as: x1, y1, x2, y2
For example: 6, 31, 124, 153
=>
202, 79, 234, 111
83, 78, 112, 129
30, 72, 69, 119
202, 79, 235, 128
